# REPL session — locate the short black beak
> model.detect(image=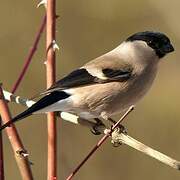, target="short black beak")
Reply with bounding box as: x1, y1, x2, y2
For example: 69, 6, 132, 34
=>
163, 43, 174, 53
